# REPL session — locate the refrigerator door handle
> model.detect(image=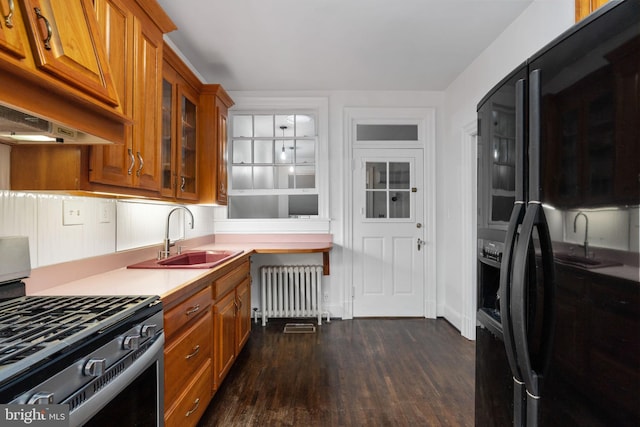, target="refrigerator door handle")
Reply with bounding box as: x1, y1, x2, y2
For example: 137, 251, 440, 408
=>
511, 203, 556, 427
